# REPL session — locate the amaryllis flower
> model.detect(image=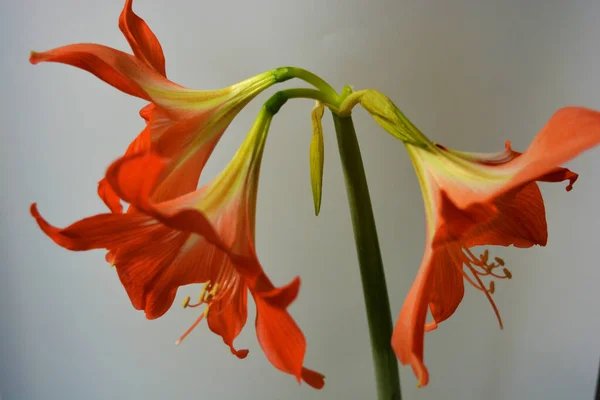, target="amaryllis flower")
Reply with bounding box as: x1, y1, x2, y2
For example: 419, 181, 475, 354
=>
30, 0, 290, 215
31, 108, 325, 388
355, 91, 600, 386
387, 106, 600, 386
